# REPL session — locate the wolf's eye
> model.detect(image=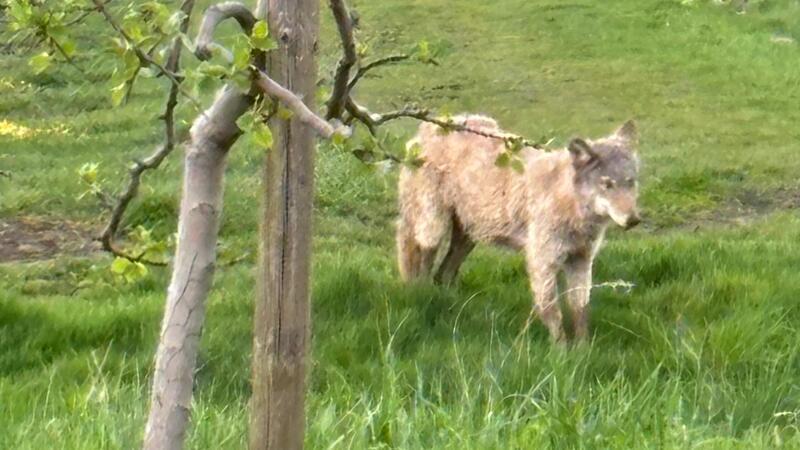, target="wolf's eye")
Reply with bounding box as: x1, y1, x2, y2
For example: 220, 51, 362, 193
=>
601, 176, 615, 190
